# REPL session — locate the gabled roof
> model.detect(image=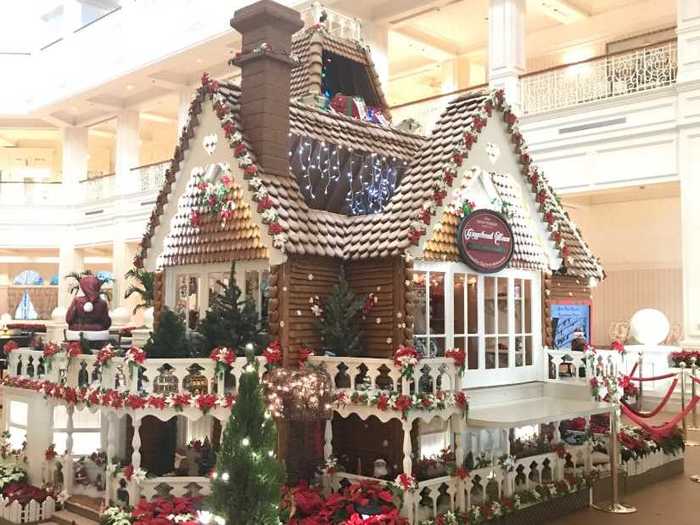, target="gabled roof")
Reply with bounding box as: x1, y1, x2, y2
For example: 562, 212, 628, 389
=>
136, 33, 603, 282
290, 25, 390, 111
